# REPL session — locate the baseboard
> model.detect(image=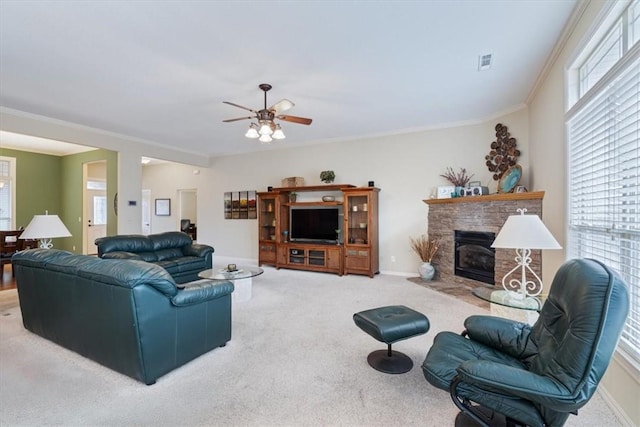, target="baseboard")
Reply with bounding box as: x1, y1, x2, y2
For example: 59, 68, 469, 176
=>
597, 387, 635, 427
